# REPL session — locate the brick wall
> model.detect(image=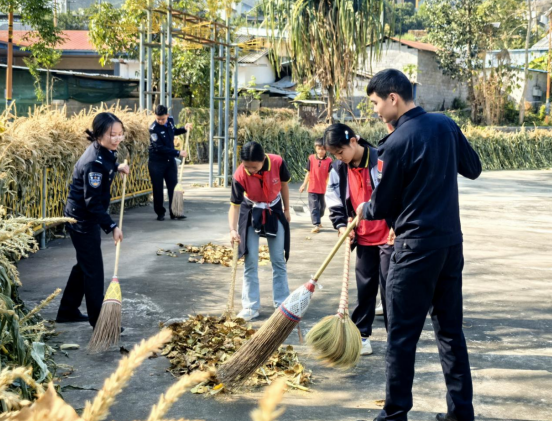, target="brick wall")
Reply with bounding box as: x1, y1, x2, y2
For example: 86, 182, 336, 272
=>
416, 51, 468, 111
